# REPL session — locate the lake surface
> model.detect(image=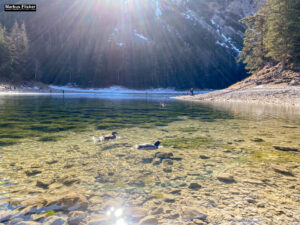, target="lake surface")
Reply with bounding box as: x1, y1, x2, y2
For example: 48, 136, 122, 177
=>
0, 94, 300, 225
